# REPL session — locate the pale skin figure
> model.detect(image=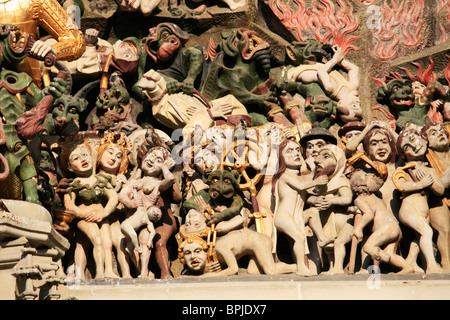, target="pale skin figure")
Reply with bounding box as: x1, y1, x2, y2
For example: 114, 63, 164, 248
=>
306, 146, 354, 275
63, 143, 119, 279
303, 138, 327, 173
346, 121, 423, 272
180, 210, 296, 277
249, 124, 294, 242
350, 169, 414, 274
291, 46, 362, 123
273, 140, 335, 276
421, 123, 450, 271
118, 147, 176, 278
115, 0, 161, 16
120, 178, 163, 255
95, 142, 131, 279
396, 128, 444, 274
